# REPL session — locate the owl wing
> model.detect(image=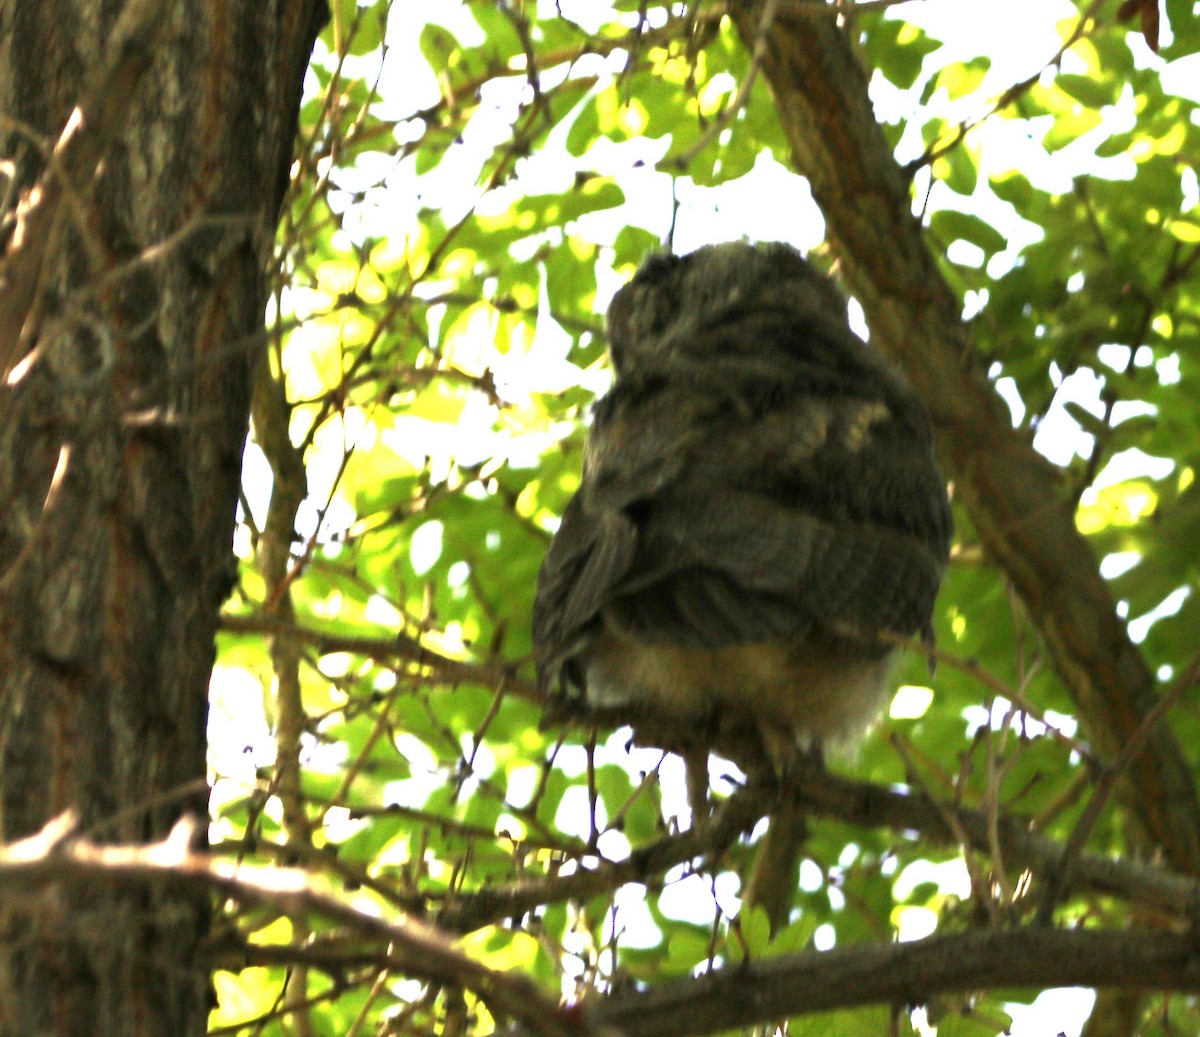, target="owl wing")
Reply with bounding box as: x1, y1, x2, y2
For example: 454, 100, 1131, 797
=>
532, 376, 715, 691
610, 484, 947, 650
